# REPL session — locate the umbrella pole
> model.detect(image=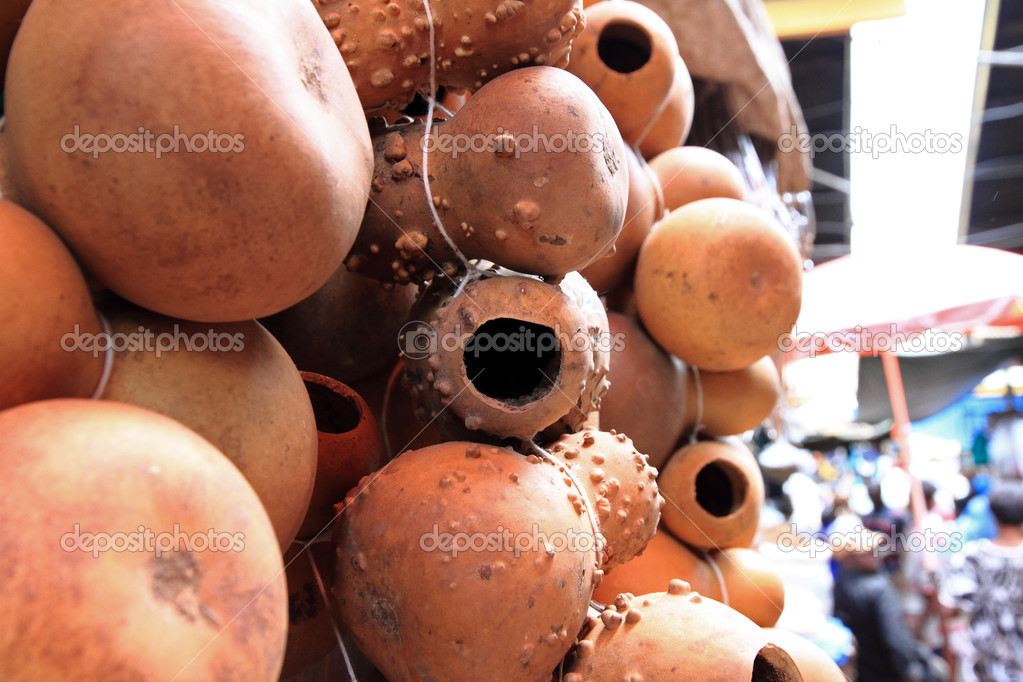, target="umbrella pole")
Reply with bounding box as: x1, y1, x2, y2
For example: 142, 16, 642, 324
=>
880, 350, 956, 679
880, 351, 926, 520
